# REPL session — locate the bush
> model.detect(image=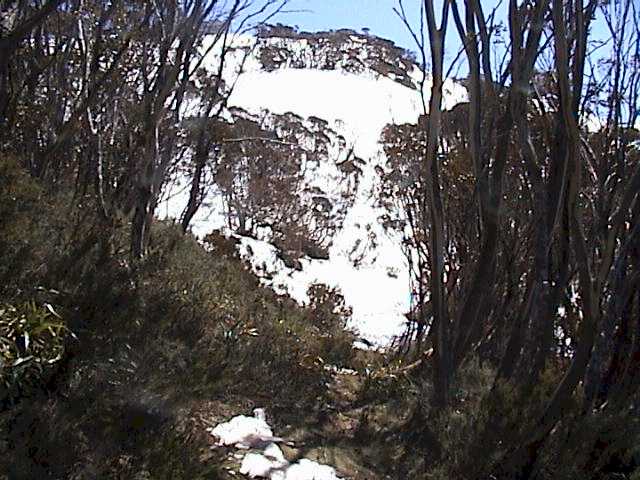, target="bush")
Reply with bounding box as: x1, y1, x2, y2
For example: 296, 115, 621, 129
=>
135, 225, 346, 413
0, 301, 70, 406
306, 283, 356, 367
0, 176, 359, 476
